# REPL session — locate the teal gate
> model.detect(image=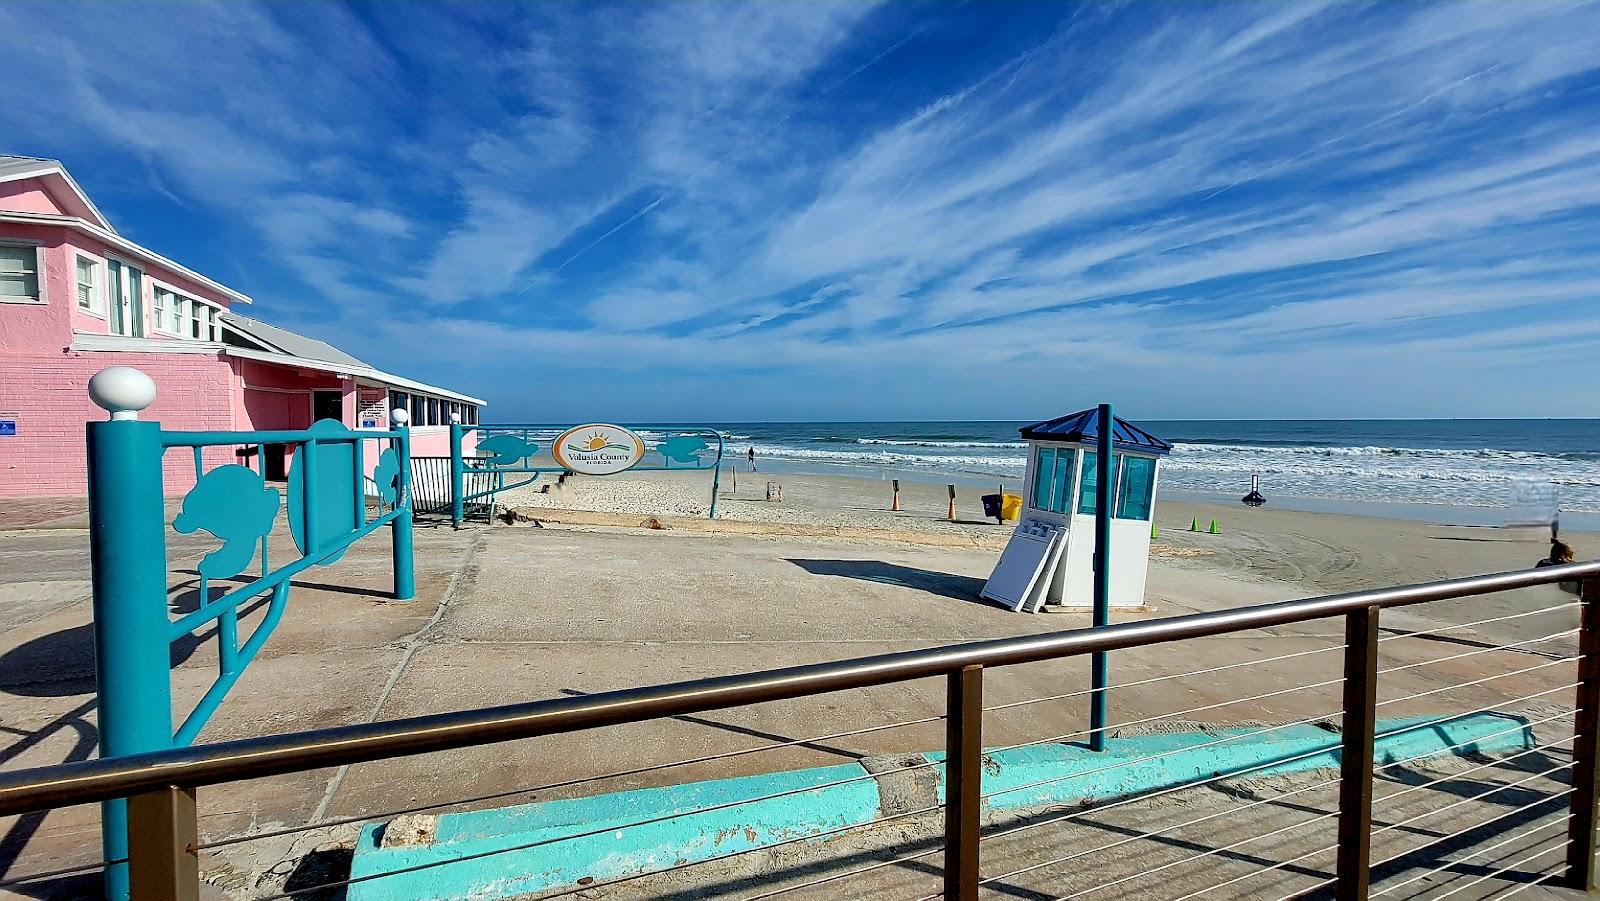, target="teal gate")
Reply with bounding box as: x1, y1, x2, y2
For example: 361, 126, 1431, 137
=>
447, 422, 727, 527
82, 367, 415, 901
